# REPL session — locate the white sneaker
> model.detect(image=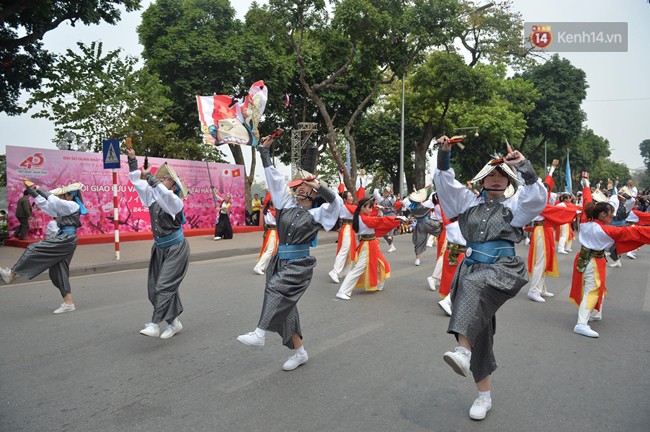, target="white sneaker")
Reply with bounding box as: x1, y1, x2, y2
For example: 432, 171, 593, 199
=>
540, 291, 555, 298
53, 303, 75, 314
387, 244, 396, 253
566, 248, 573, 252
328, 270, 340, 284
139, 322, 160, 337
443, 350, 470, 377
557, 248, 568, 254
626, 252, 637, 260
573, 324, 599, 338
282, 352, 308, 371
524, 238, 530, 245
438, 298, 452, 317
609, 259, 622, 268
469, 397, 492, 420
237, 331, 265, 347
252, 267, 264, 275
160, 318, 183, 339
527, 291, 546, 303
427, 276, 438, 291
0, 267, 14, 284
213, 236, 222, 240
335, 291, 350, 300
414, 258, 421, 266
